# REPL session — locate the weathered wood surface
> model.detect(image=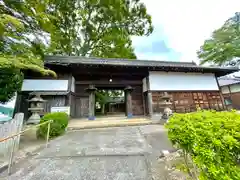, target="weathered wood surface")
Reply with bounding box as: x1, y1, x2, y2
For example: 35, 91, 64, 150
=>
147, 92, 153, 116
125, 90, 133, 117
152, 91, 224, 113
88, 92, 95, 120
43, 96, 66, 113
75, 80, 142, 85
132, 85, 144, 116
